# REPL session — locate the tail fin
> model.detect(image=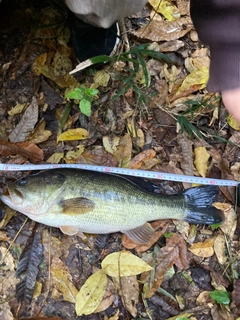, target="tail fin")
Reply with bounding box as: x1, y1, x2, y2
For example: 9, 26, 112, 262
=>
183, 186, 224, 225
